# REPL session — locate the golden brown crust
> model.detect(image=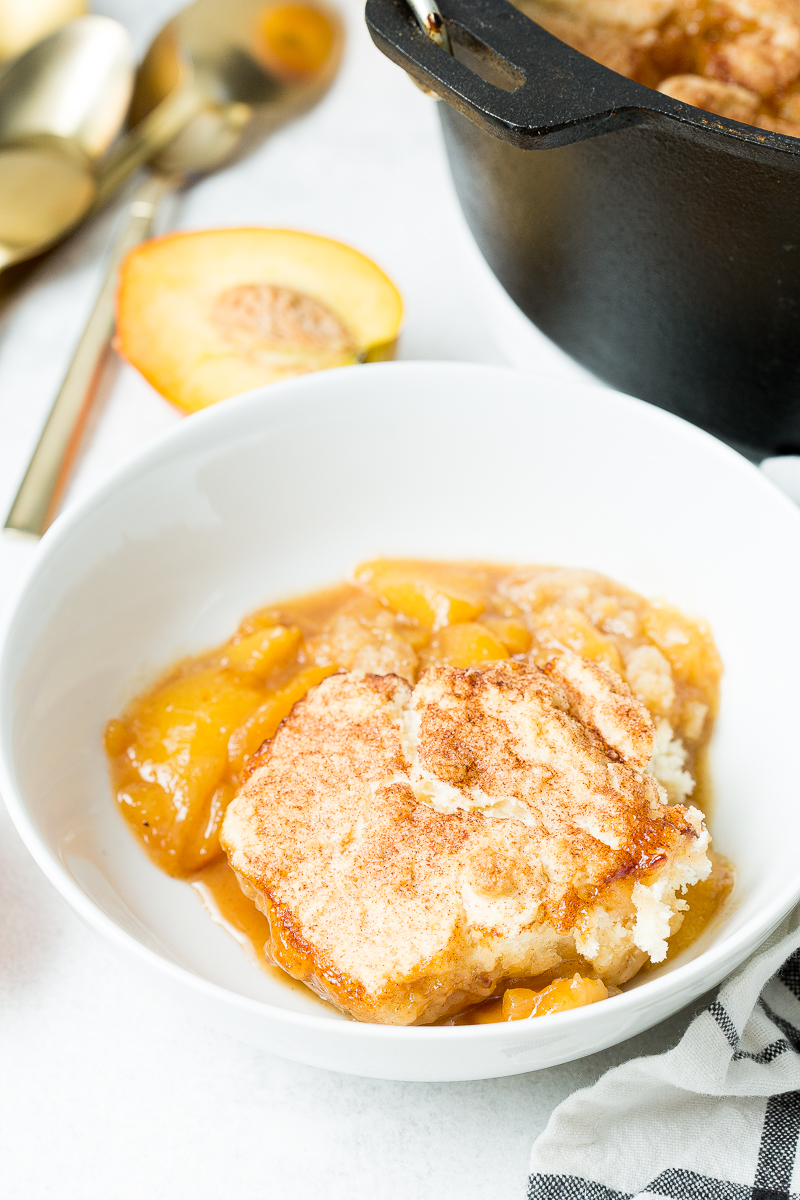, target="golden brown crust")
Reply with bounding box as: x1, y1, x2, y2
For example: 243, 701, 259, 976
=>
221, 658, 709, 1024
